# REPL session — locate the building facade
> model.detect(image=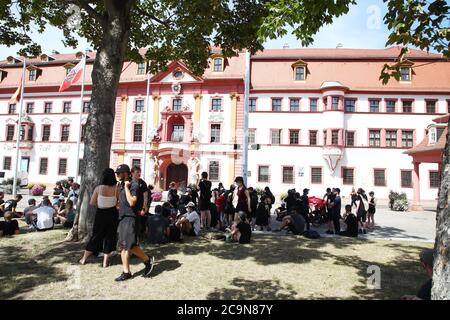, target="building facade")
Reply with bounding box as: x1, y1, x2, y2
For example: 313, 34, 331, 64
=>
0, 47, 449, 203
